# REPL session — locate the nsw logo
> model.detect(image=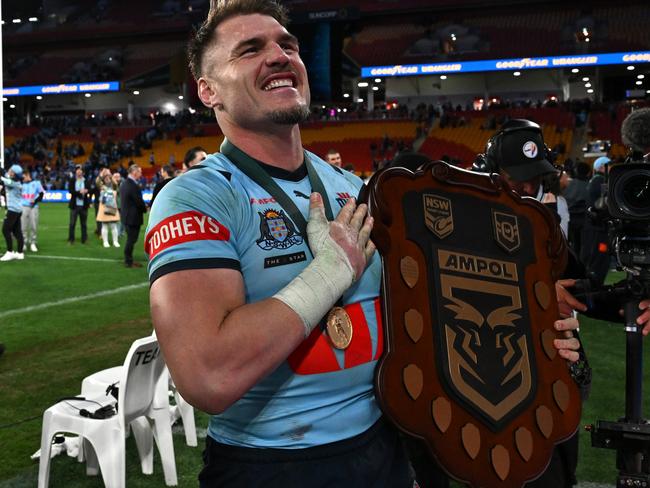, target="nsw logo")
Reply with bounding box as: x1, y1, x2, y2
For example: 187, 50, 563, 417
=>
423, 193, 453, 239
256, 208, 303, 250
